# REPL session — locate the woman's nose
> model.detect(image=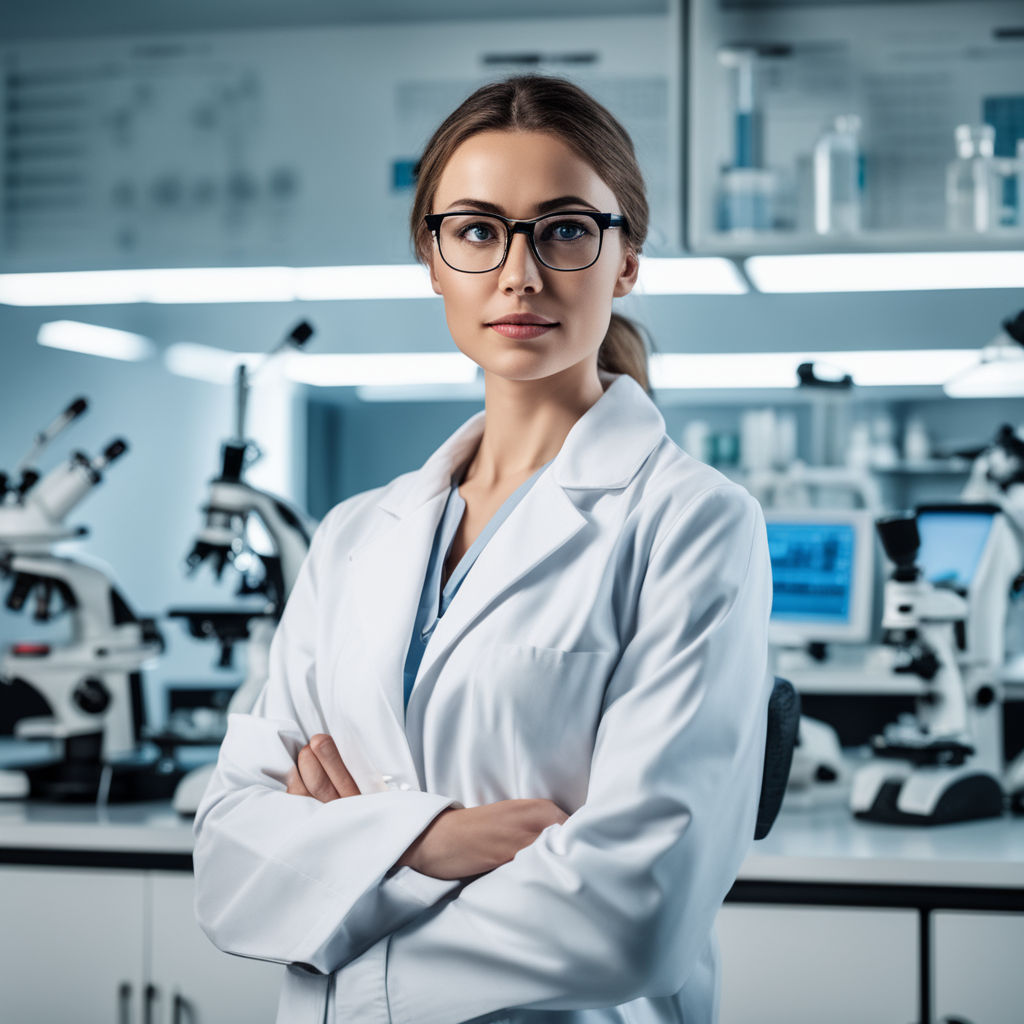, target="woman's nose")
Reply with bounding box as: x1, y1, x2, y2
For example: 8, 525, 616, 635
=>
498, 231, 543, 294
